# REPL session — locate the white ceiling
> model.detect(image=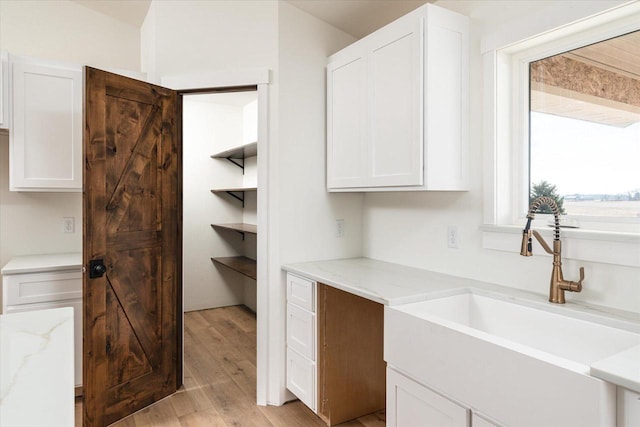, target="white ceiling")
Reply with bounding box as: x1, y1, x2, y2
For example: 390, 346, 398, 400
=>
71, 0, 151, 27
70, 0, 430, 39
287, 0, 430, 39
